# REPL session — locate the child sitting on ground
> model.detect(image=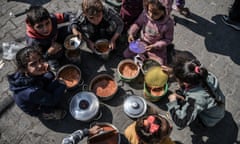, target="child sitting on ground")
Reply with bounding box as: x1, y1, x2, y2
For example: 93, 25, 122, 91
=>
125, 114, 175, 144
25, 6, 72, 71
123, 0, 174, 65
166, 59, 225, 129
8, 46, 67, 120
70, 0, 124, 55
